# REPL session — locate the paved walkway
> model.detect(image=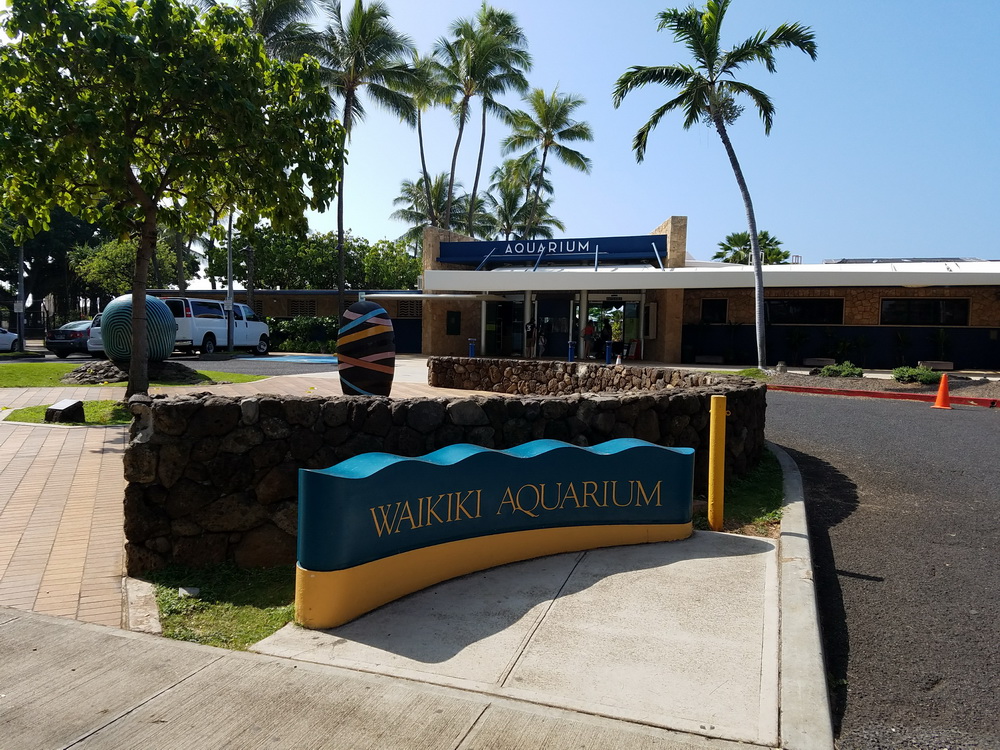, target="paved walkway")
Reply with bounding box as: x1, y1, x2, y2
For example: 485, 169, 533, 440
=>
0, 364, 451, 628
